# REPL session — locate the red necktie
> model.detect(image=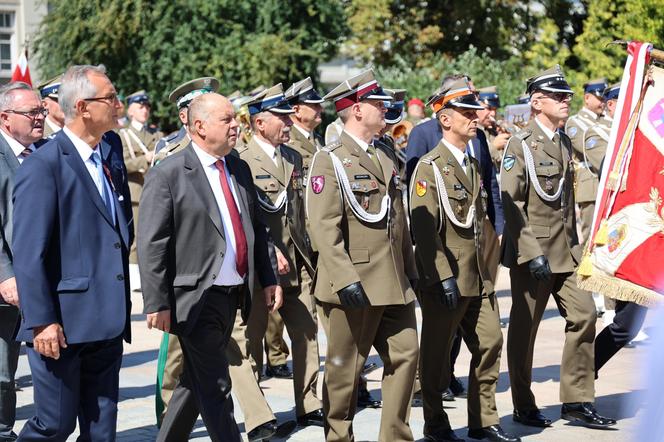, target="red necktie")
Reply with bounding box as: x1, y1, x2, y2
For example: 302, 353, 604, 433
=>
215, 159, 248, 278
